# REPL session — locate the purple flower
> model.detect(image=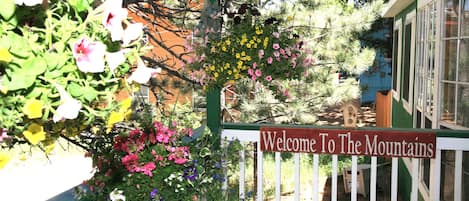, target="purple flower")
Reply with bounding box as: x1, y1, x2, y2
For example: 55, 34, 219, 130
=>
184, 166, 198, 181
150, 188, 158, 199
